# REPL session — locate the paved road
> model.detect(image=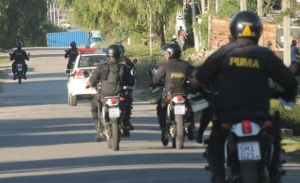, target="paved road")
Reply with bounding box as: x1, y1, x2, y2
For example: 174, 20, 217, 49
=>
0, 48, 299, 183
